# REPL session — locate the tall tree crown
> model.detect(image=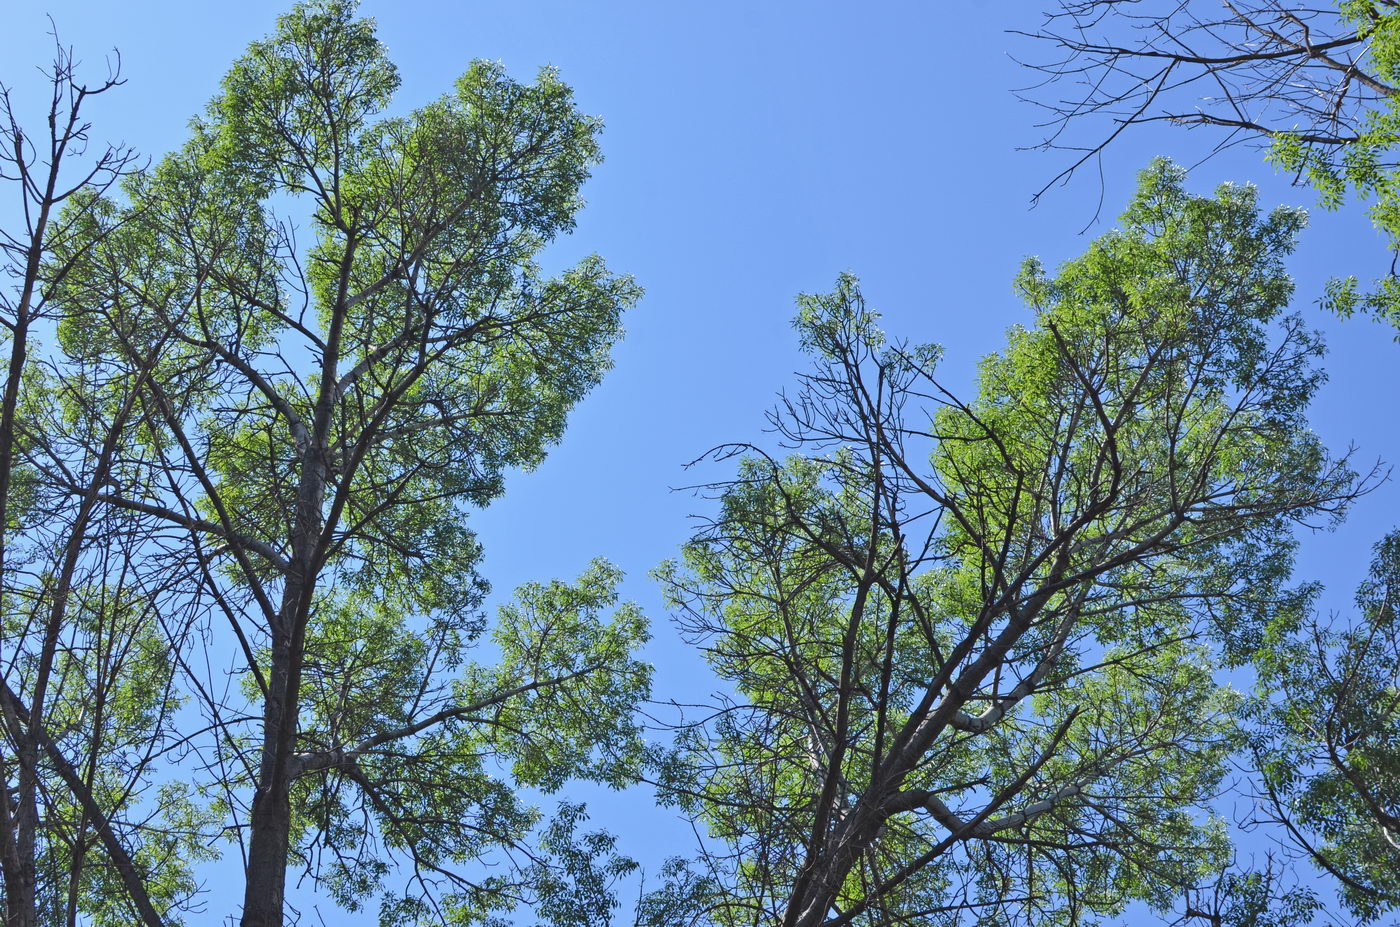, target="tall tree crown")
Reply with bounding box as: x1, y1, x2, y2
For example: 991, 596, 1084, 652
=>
1, 2, 650, 924
646, 162, 1361, 927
